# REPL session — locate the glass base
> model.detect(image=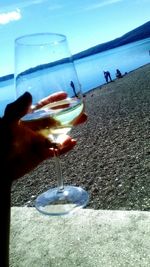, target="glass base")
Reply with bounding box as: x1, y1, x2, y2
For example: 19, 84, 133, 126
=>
35, 185, 89, 216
